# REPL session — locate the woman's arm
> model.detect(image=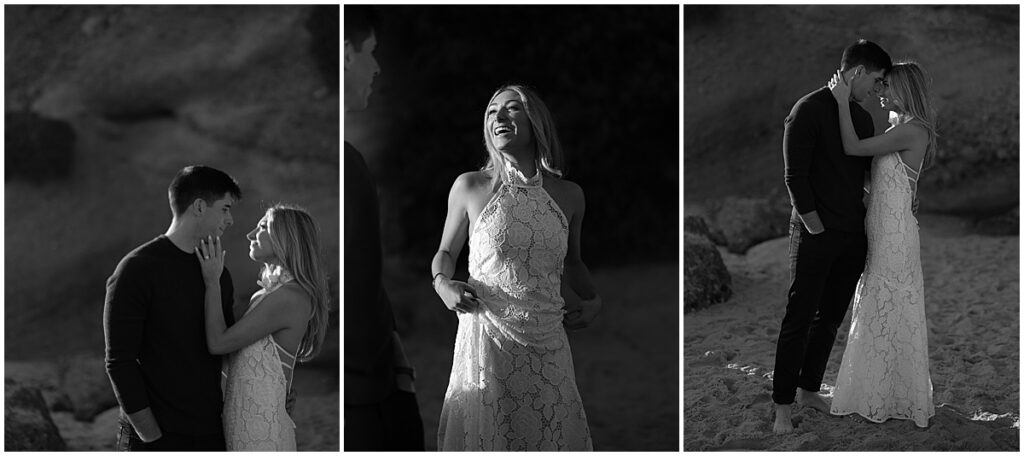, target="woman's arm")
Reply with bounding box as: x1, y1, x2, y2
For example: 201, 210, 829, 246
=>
431, 173, 481, 313
198, 237, 300, 354
830, 71, 926, 157
561, 182, 601, 329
